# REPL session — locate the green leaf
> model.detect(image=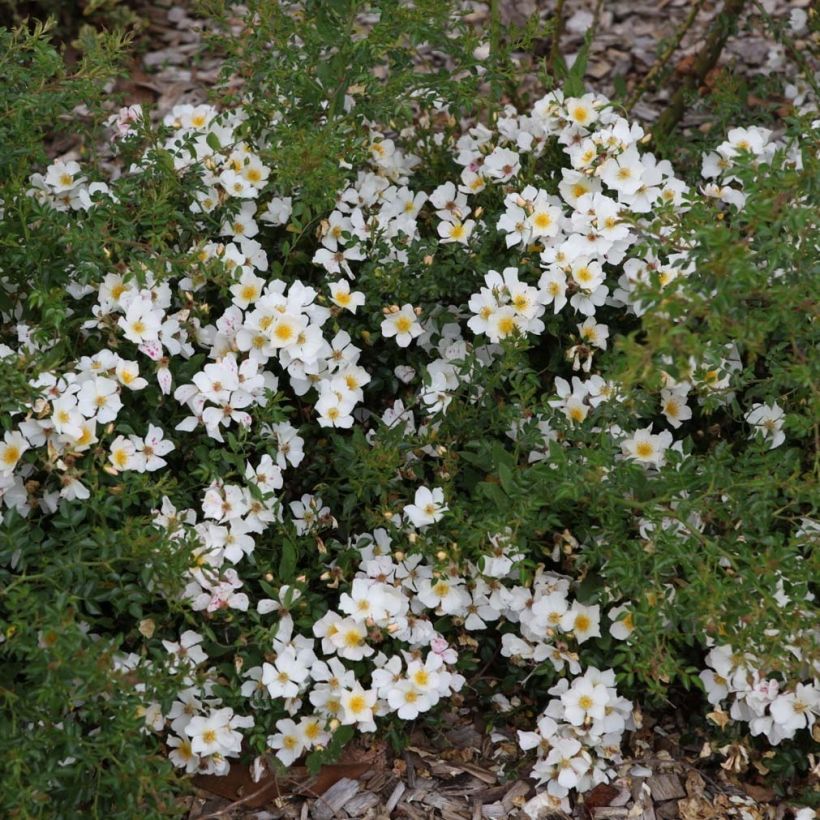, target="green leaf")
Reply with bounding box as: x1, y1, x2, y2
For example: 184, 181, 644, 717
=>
279, 539, 298, 583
